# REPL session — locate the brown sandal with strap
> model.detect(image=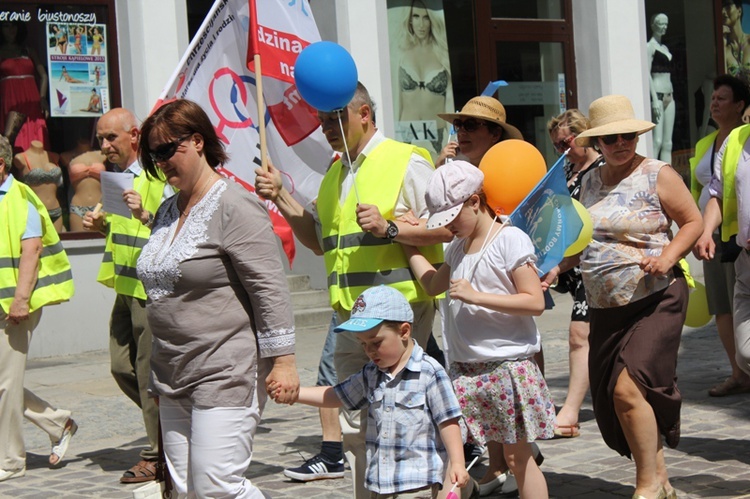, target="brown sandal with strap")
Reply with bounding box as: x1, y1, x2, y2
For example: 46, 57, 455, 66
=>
120, 459, 157, 483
